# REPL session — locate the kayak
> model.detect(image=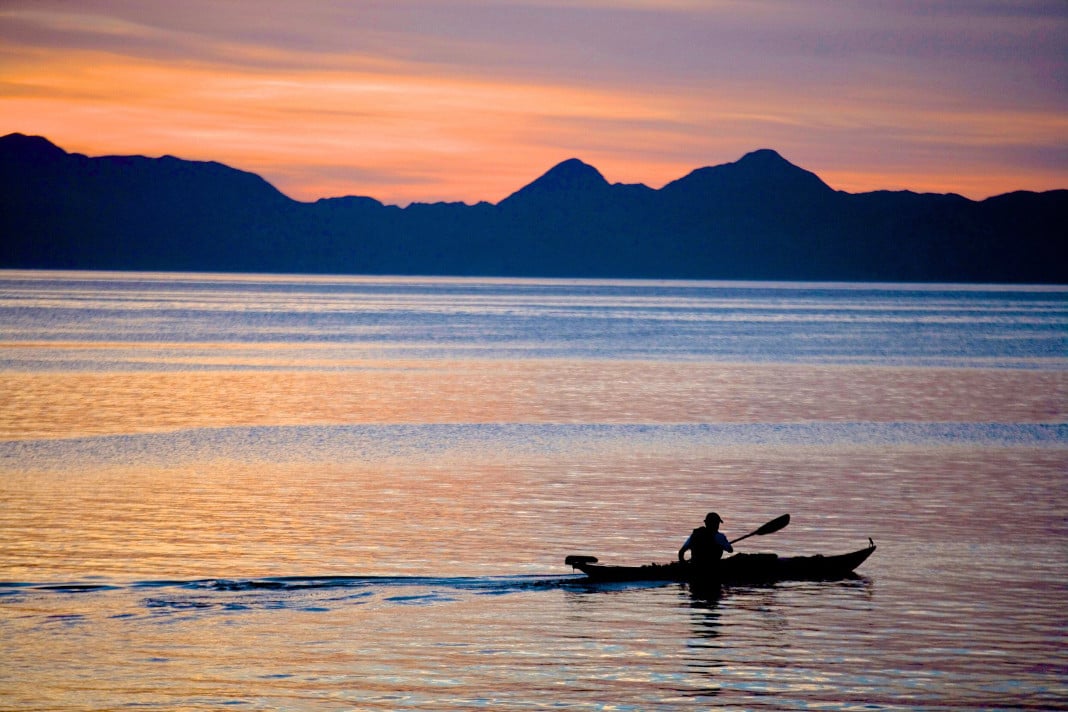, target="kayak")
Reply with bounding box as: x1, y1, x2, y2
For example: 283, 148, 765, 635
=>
565, 539, 875, 585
